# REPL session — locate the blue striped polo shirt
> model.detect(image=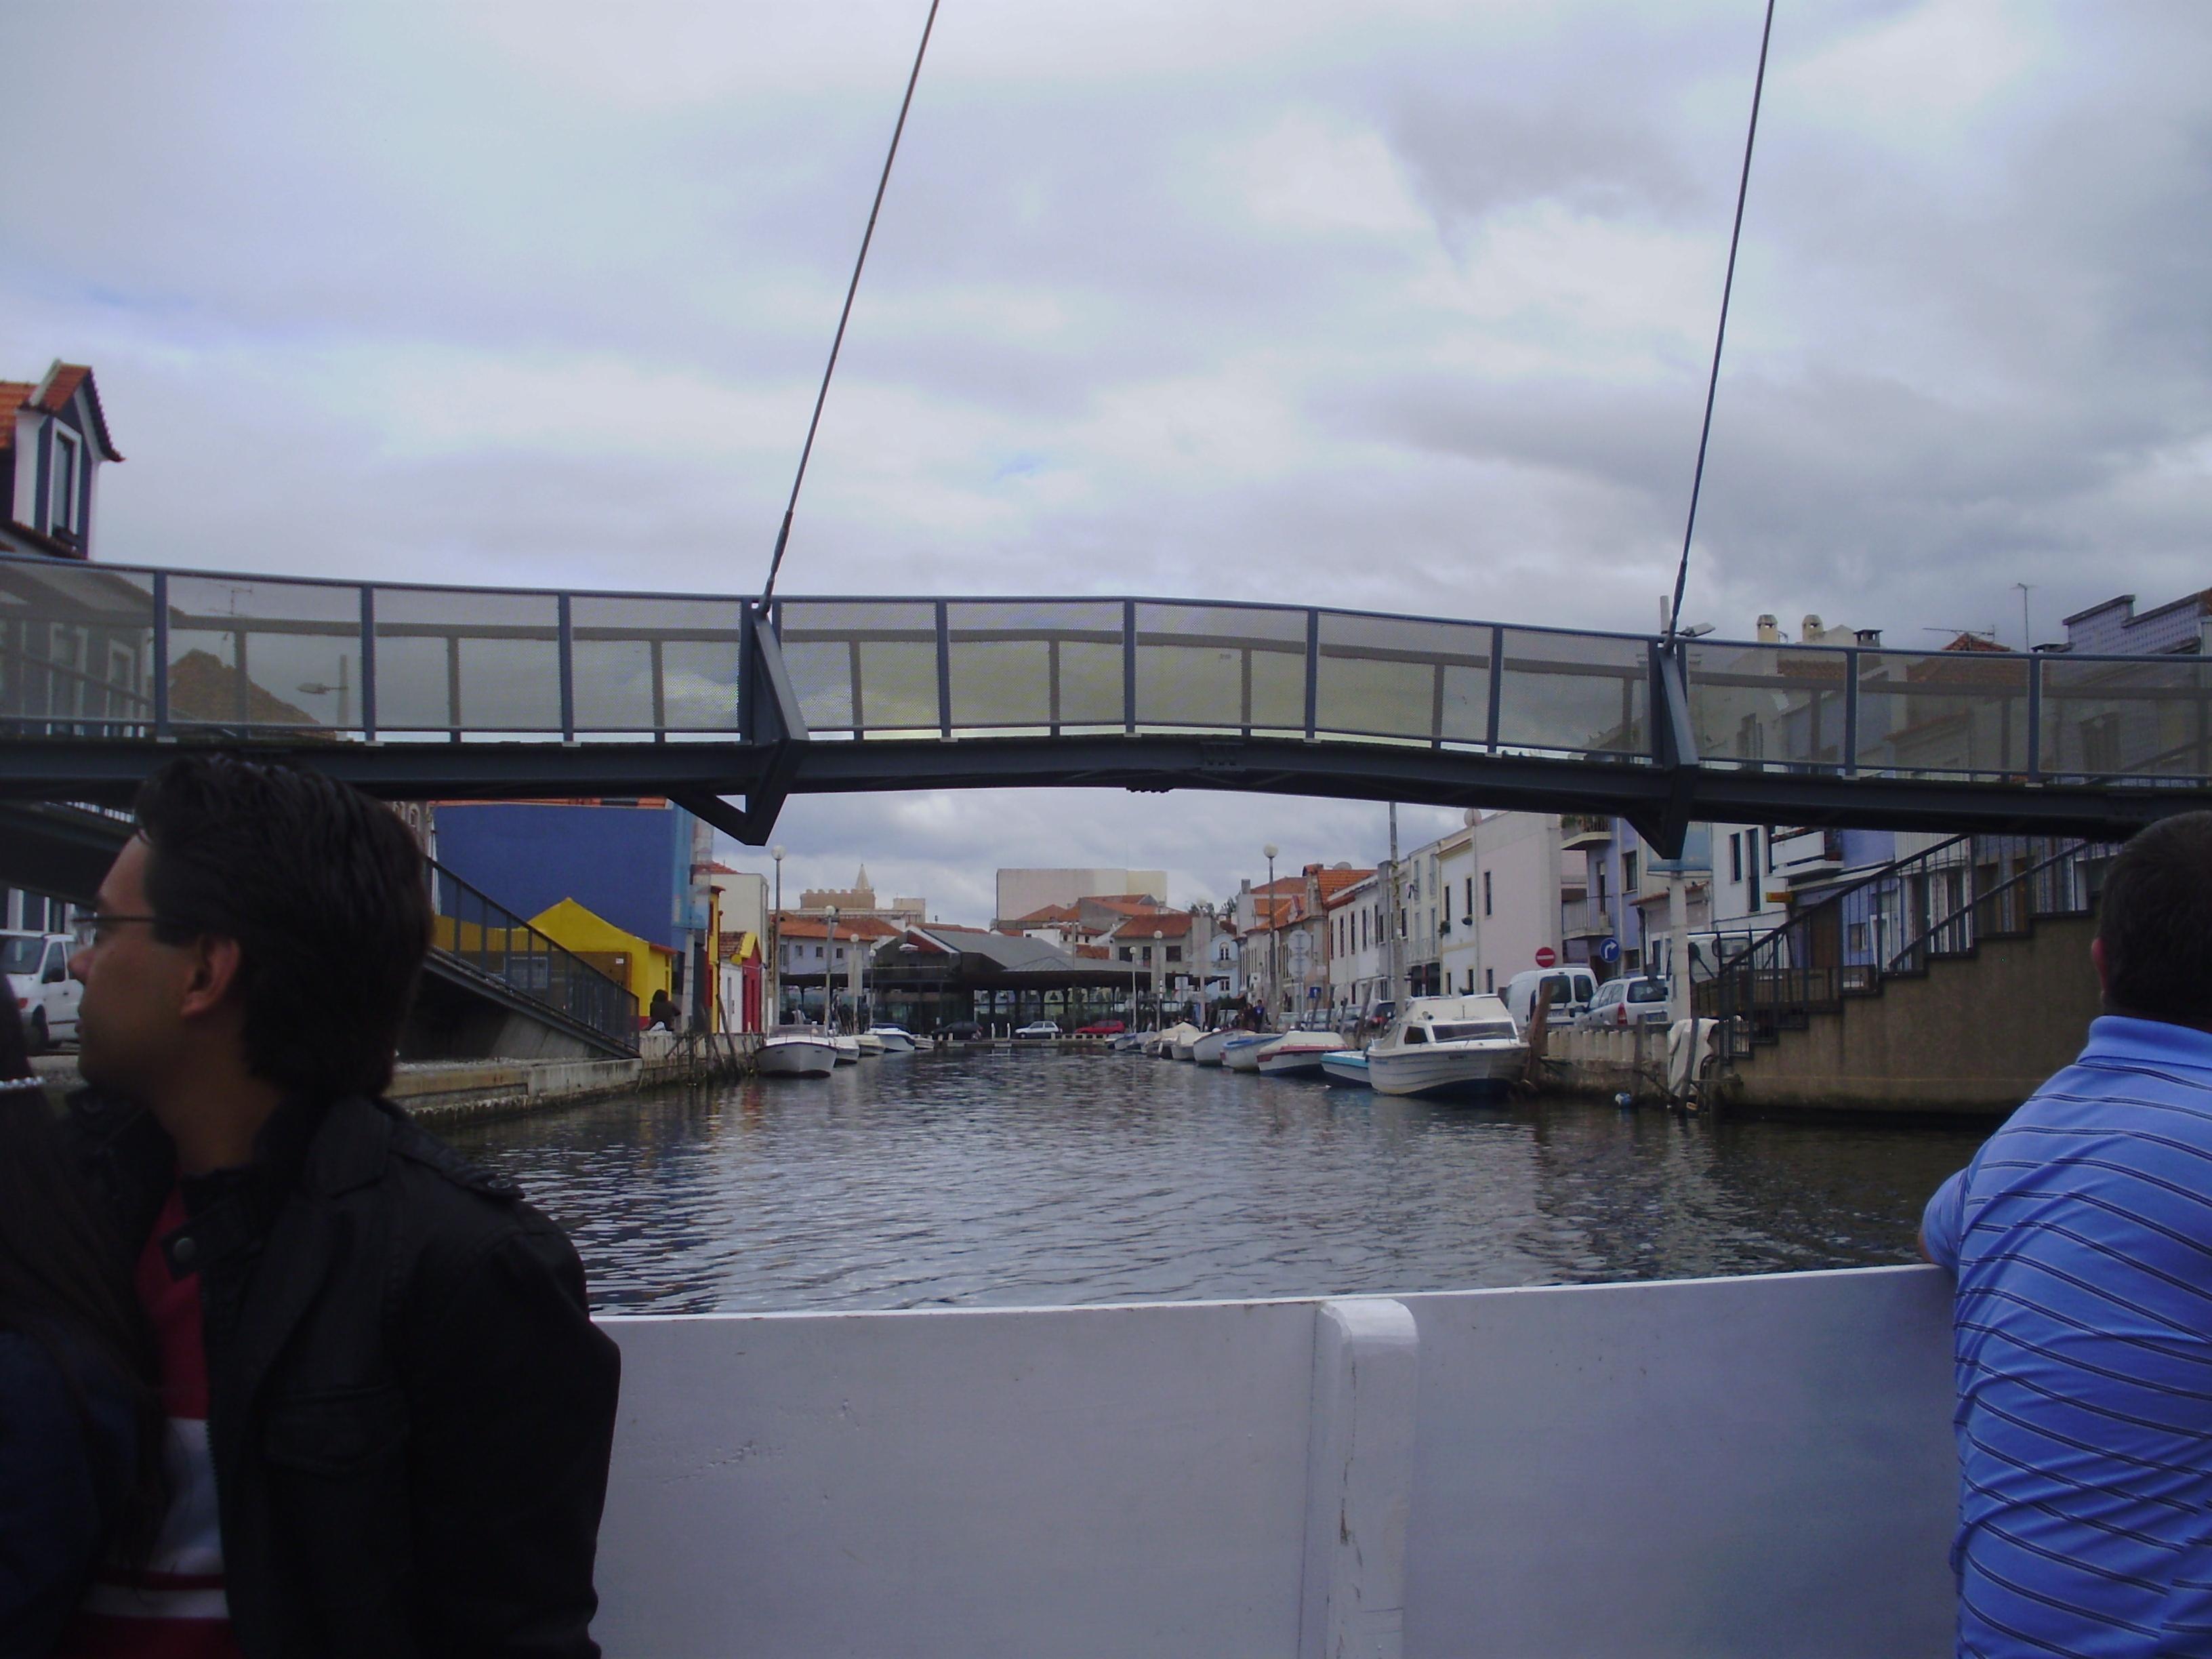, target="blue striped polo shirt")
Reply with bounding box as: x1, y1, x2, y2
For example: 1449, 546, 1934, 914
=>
1924, 1015, 2212, 1658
